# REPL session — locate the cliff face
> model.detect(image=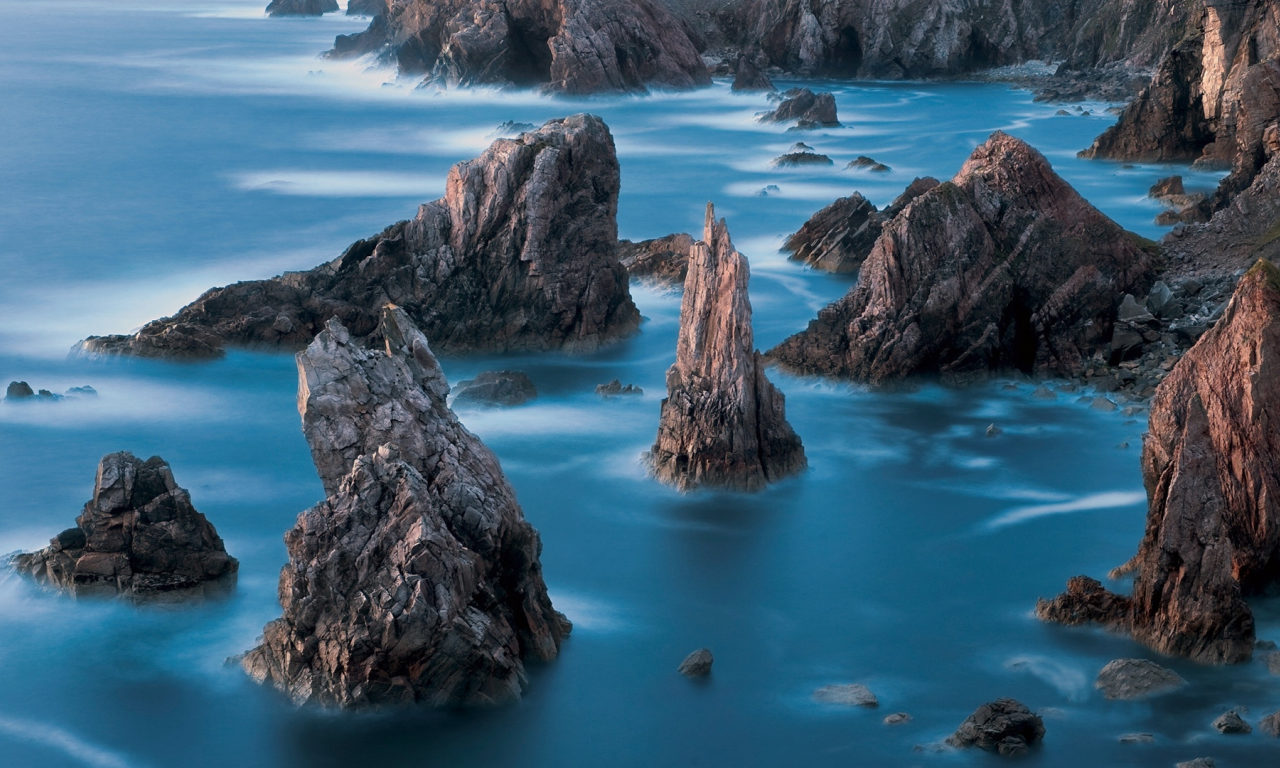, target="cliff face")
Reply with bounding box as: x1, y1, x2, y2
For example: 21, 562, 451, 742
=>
11, 453, 238, 598
329, 0, 710, 94
1039, 261, 1280, 664
242, 307, 566, 707
648, 204, 806, 492
76, 115, 639, 360
767, 132, 1160, 384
